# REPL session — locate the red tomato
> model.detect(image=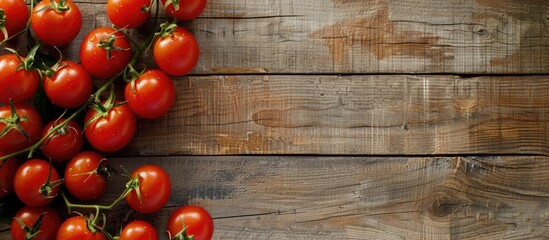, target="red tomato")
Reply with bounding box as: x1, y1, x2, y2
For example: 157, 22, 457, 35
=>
0, 54, 40, 104
0, 0, 29, 41
11, 206, 62, 240
56, 216, 107, 240
0, 104, 42, 154
40, 118, 84, 162
84, 101, 136, 152
0, 156, 18, 199
80, 27, 132, 79
31, 0, 82, 46
161, 0, 207, 20
64, 151, 108, 201
125, 164, 171, 214
44, 61, 93, 108
14, 159, 60, 207
167, 205, 214, 240
124, 69, 175, 119
153, 26, 199, 76
120, 220, 159, 240
106, 0, 150, 28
